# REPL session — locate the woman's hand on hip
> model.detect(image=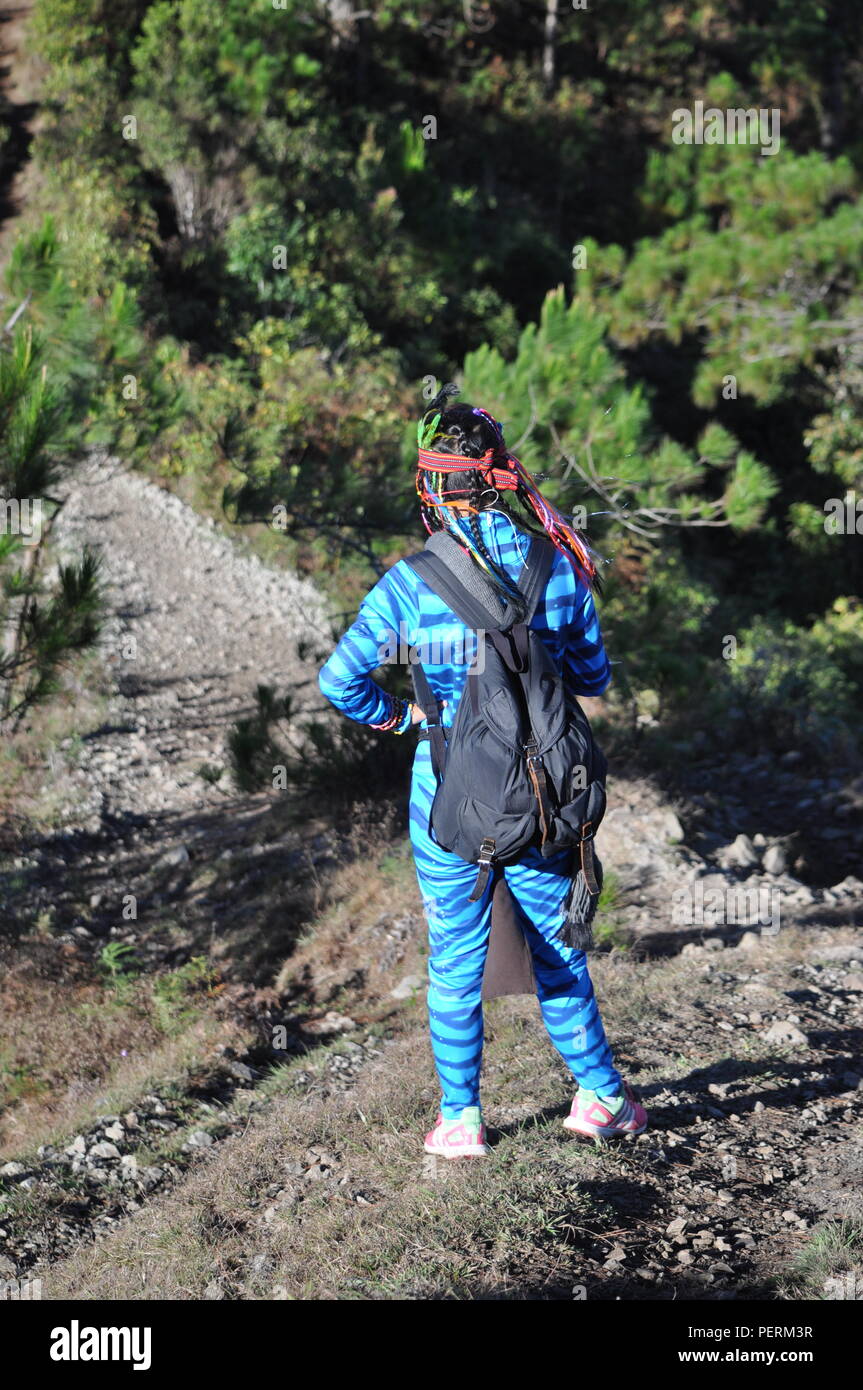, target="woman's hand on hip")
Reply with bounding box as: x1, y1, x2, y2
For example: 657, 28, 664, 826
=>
411, 699, 447, 725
